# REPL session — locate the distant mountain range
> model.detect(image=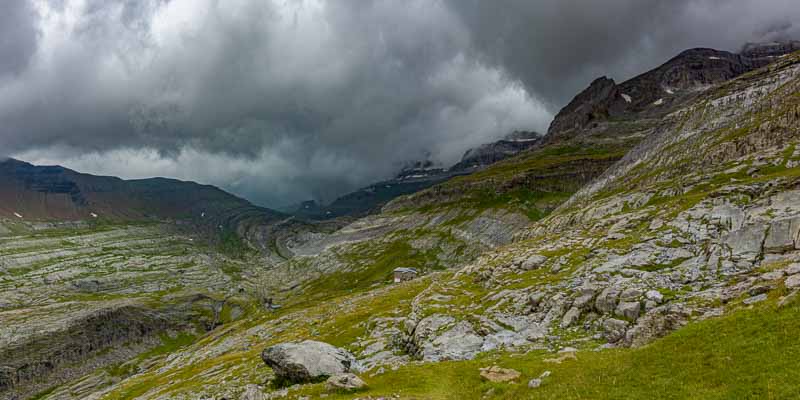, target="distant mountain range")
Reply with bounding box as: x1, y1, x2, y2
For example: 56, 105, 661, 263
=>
0, 157, 286, 230
288, 130, 542, 219
0, 127, 544, 251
